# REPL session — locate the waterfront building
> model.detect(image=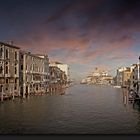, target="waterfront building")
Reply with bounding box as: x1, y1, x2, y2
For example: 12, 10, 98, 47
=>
49, 66, 67, 94
36, 54, 50, 93
49, 66, 61, 86
19, 51, 49, 98
86, 76, 93, 84
116, 67, 128, 87
101, 76, 114, 85
0, 41, 20, 101
116, 66, 135, 89
129, 64, 140, 96
122, 68, 131, 88
50, 61, 70, 83
129, 64, 137, 90
113, 76, 117, 86
81, 67, 114, 85
92, 67, 109, 77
